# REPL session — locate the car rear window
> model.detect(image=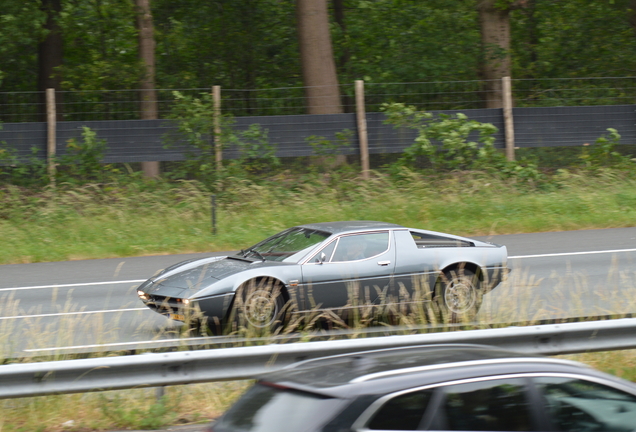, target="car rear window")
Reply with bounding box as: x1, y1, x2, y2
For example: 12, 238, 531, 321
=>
410, 231, 473, 248
212, 382, 344, 432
